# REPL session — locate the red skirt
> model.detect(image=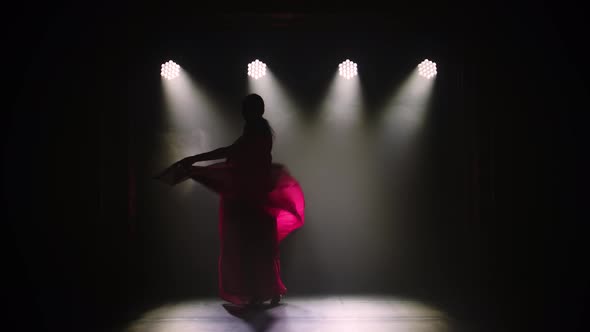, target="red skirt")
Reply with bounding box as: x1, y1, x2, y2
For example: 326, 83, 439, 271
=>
155, 161, 305, 304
